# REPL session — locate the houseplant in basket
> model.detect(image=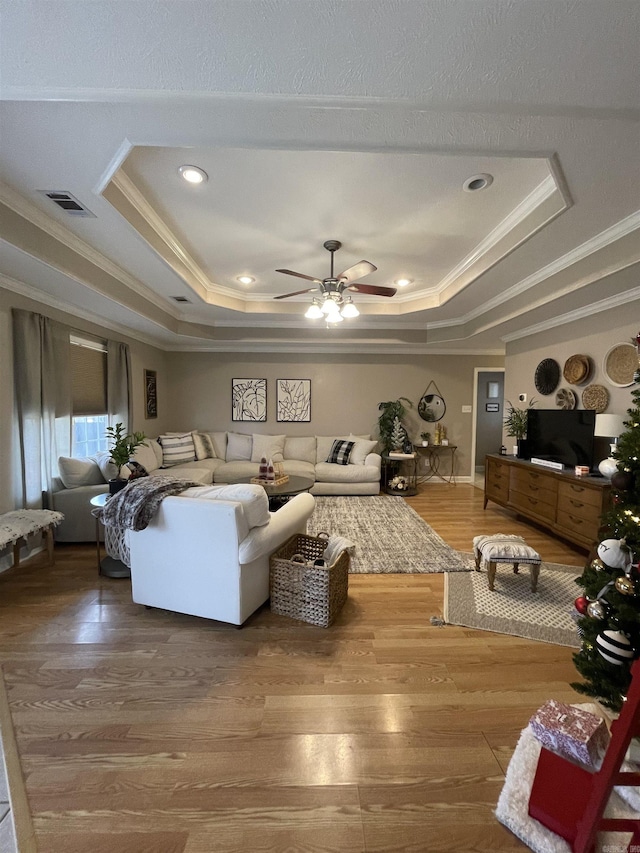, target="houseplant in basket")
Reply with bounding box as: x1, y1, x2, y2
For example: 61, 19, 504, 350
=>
503, 399, 536, 459
105, 423, 146, 494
